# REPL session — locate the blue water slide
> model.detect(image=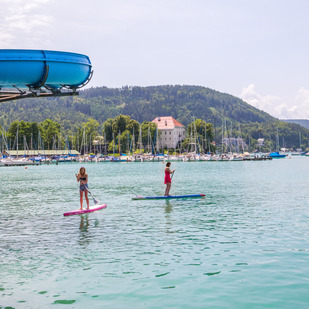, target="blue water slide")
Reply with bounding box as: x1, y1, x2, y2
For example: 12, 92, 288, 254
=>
0, 49, 92, 89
